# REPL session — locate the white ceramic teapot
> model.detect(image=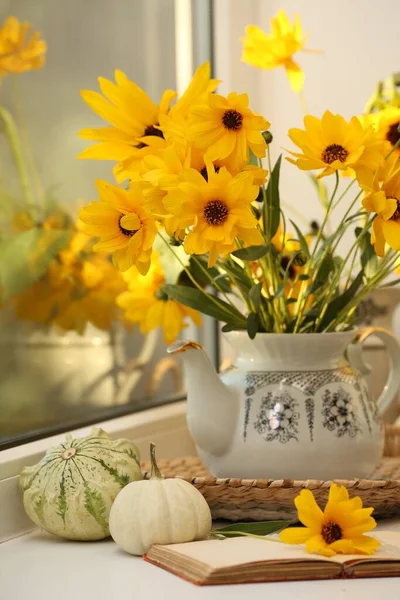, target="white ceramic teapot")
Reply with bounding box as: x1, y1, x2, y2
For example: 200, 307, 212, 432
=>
168, 328, 400, 480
